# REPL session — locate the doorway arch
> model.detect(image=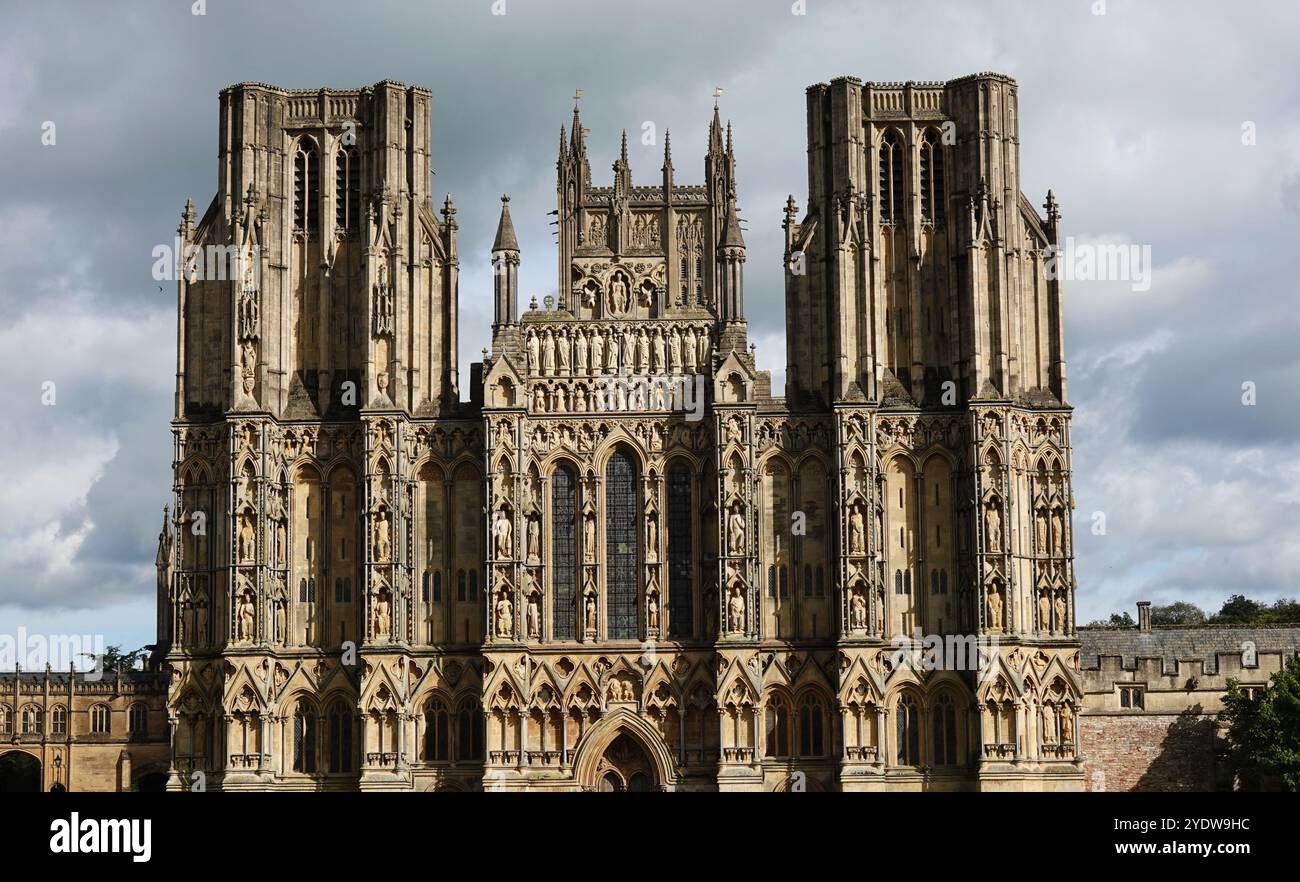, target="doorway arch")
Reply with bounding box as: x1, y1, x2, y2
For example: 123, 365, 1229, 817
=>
0, 751, 41, 793
571, 708, 676, 791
